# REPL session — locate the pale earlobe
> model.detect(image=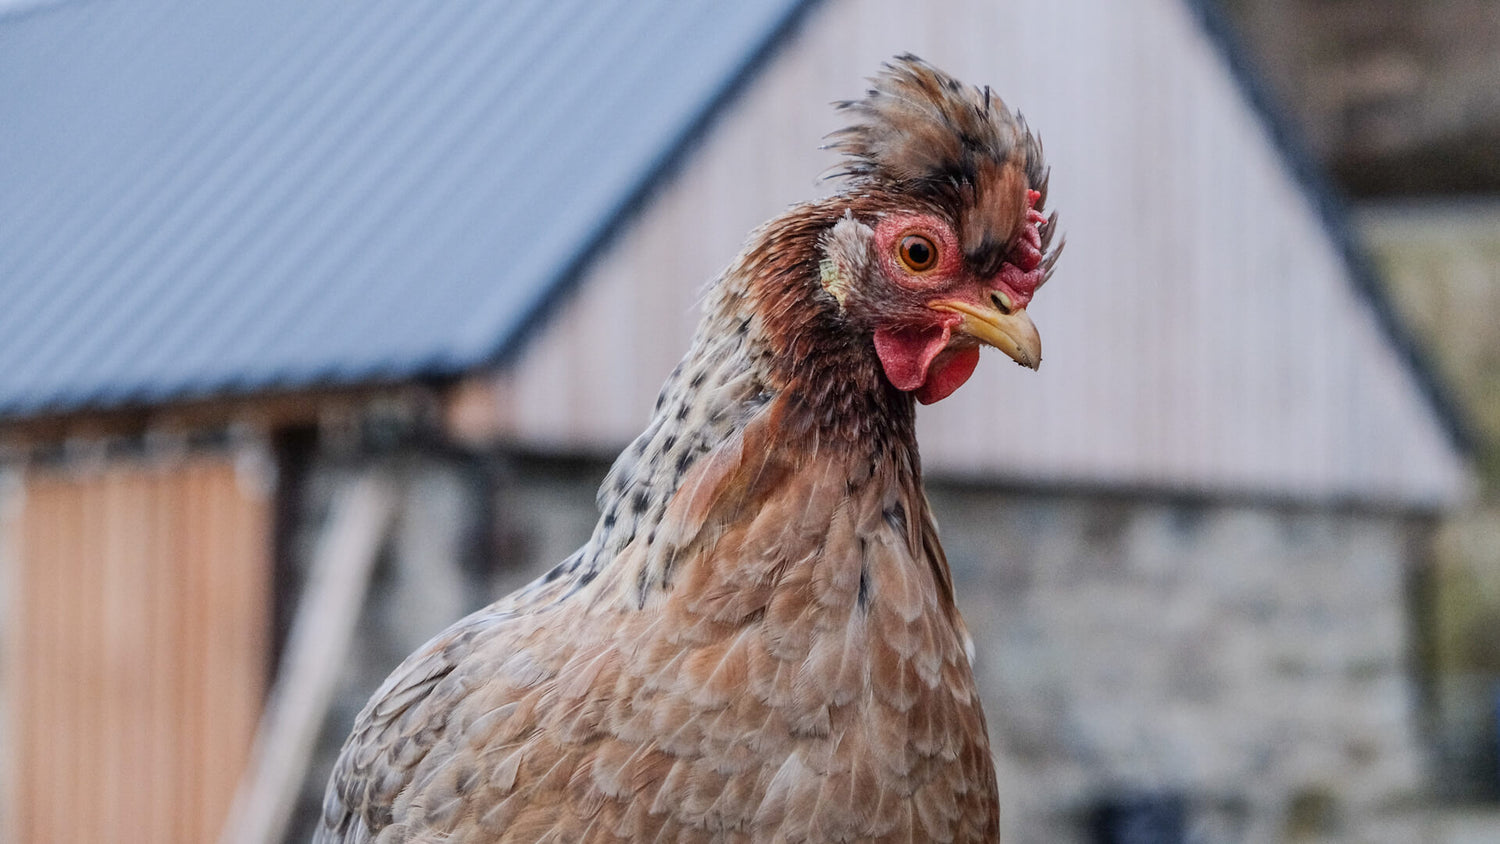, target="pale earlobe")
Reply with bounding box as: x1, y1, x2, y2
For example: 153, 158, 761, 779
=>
817, 214, 876, 309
